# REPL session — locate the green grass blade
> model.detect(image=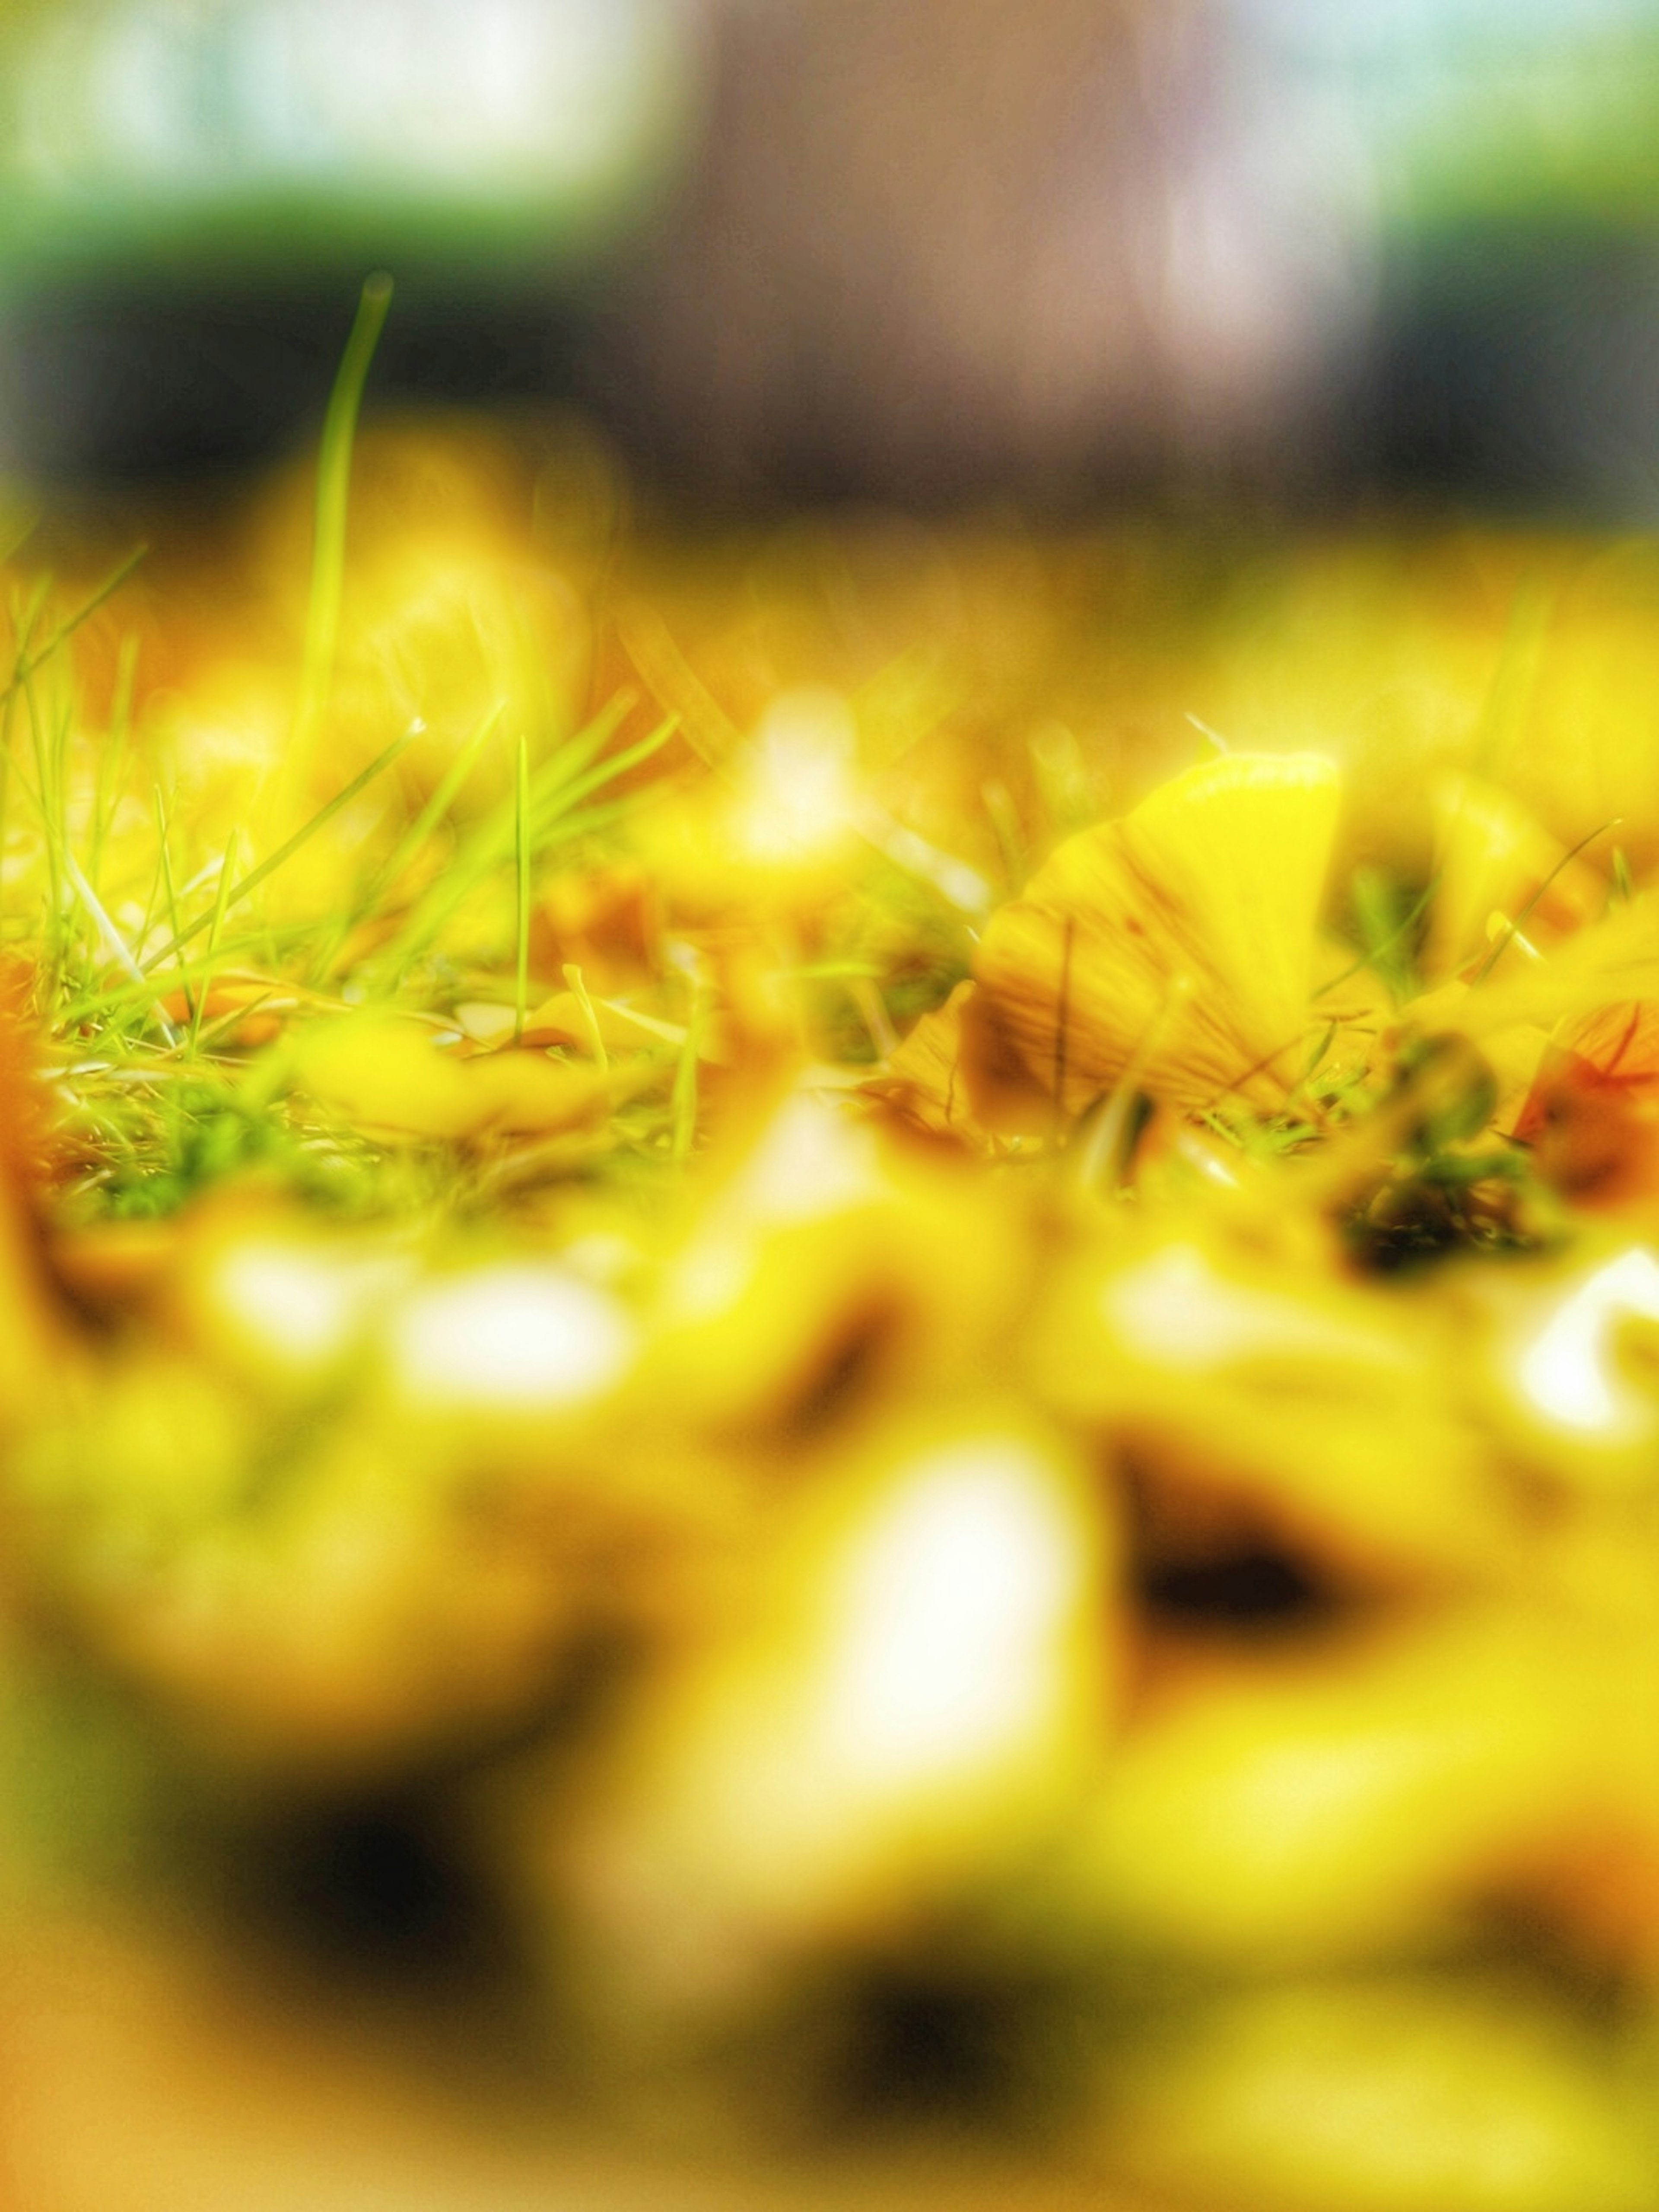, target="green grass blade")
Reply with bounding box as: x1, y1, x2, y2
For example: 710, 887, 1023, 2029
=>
561, 962, 607, 1074
60, 918, 321, 1031
153, 785, 191, 1027
0, 547, 147, 715
64, 849, 178, 1047
364, 700, 504, 912
375, 702, 667, 979
537, 686, 640, 797
306, 702, 505, 984
88, 631, 140, 897
143, 722, 416, 973
293, 273, 393, 758
190, 830, 238, 1054
537, 714, 677, 828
